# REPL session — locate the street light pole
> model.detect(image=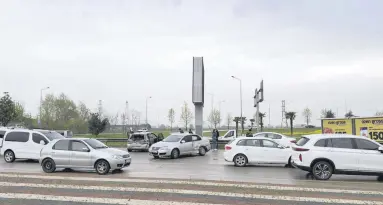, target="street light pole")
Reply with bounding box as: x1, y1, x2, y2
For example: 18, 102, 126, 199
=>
39, 86, 50, 127
145, 96, 152, 127
231, 76, 243, 134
